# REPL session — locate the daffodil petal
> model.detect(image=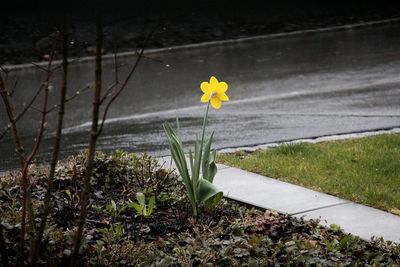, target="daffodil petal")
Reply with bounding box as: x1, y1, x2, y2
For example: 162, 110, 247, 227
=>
209, 76, 219, 88
216, 81, 228, 94
200, 82, 210, 93
201, 93, 211, 103
218, 92, 229, 101
210, 96, 222, 109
